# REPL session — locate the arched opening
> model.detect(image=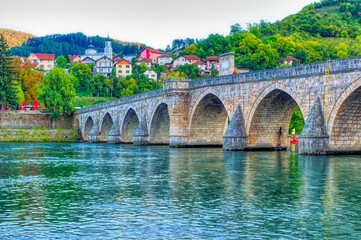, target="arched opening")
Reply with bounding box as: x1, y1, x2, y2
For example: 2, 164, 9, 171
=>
330, 86, 361, 151
248, 89, 303, 150
121, 108, 140, 143
84, 116, 94, 141
149, 103, 170, 145
74, 117, 82, 139
99, 113, 113, 142
189, 93, 228, 146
